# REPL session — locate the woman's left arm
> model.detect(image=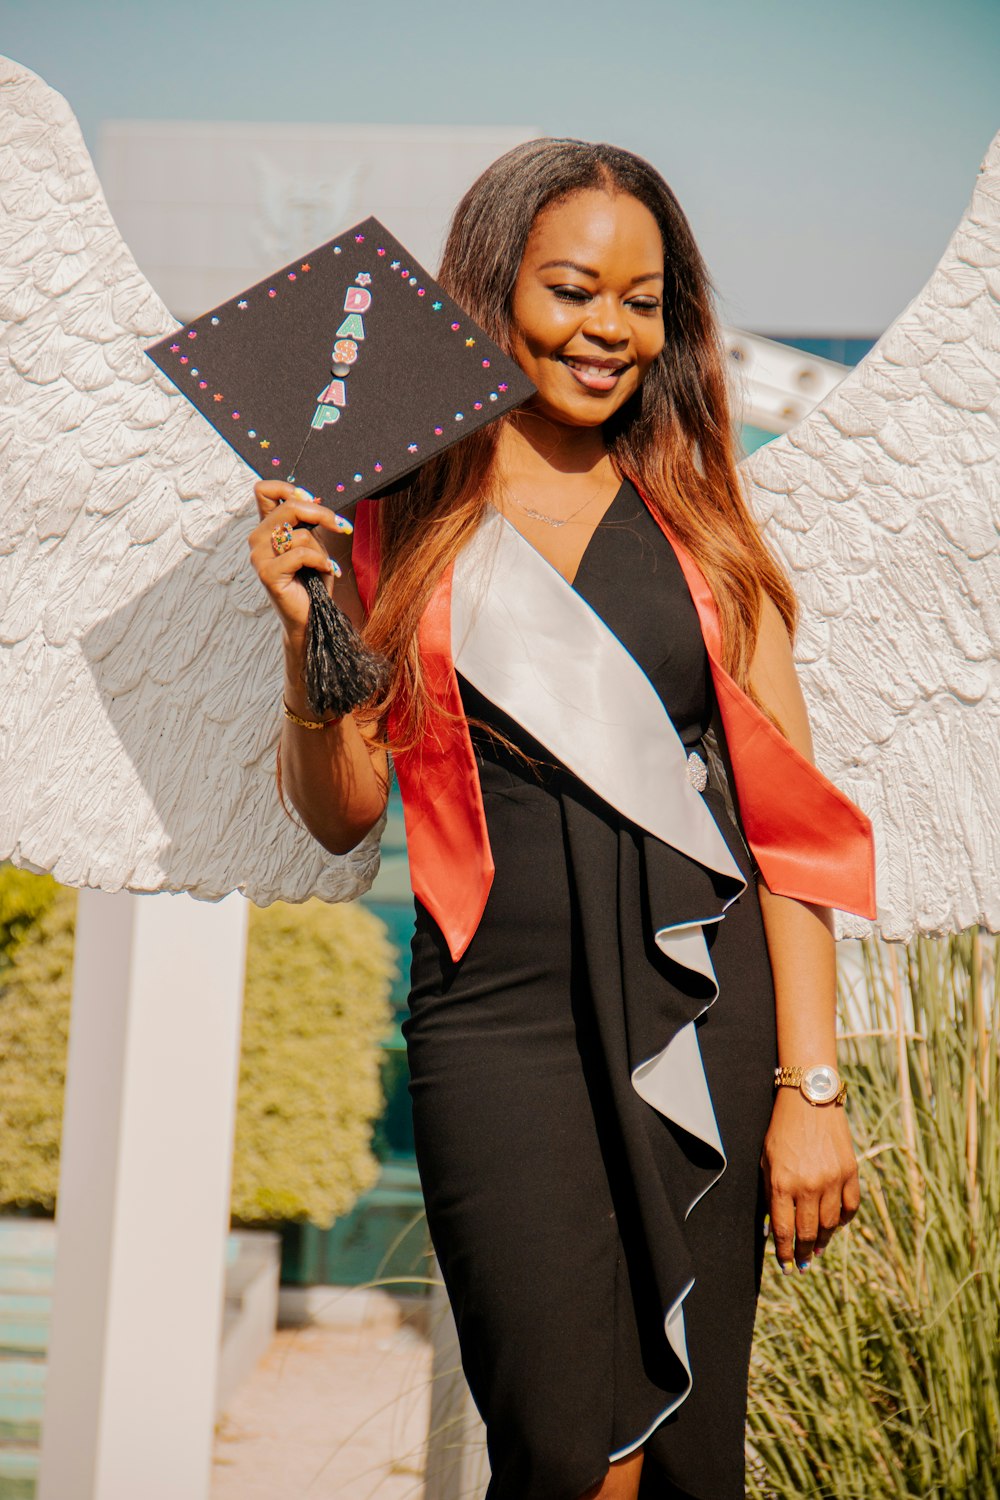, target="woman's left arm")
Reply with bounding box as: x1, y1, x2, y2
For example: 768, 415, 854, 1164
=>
750, 596, 861, 1273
